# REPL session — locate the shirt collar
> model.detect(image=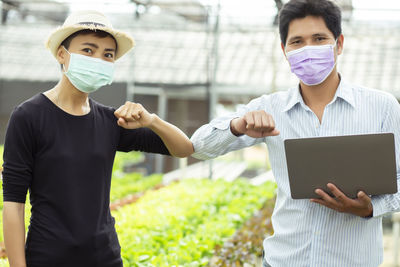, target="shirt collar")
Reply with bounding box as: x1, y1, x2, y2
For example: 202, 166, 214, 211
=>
283, 76, 355, 113
283, 85, 304, 112
334, 79, 356, 108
